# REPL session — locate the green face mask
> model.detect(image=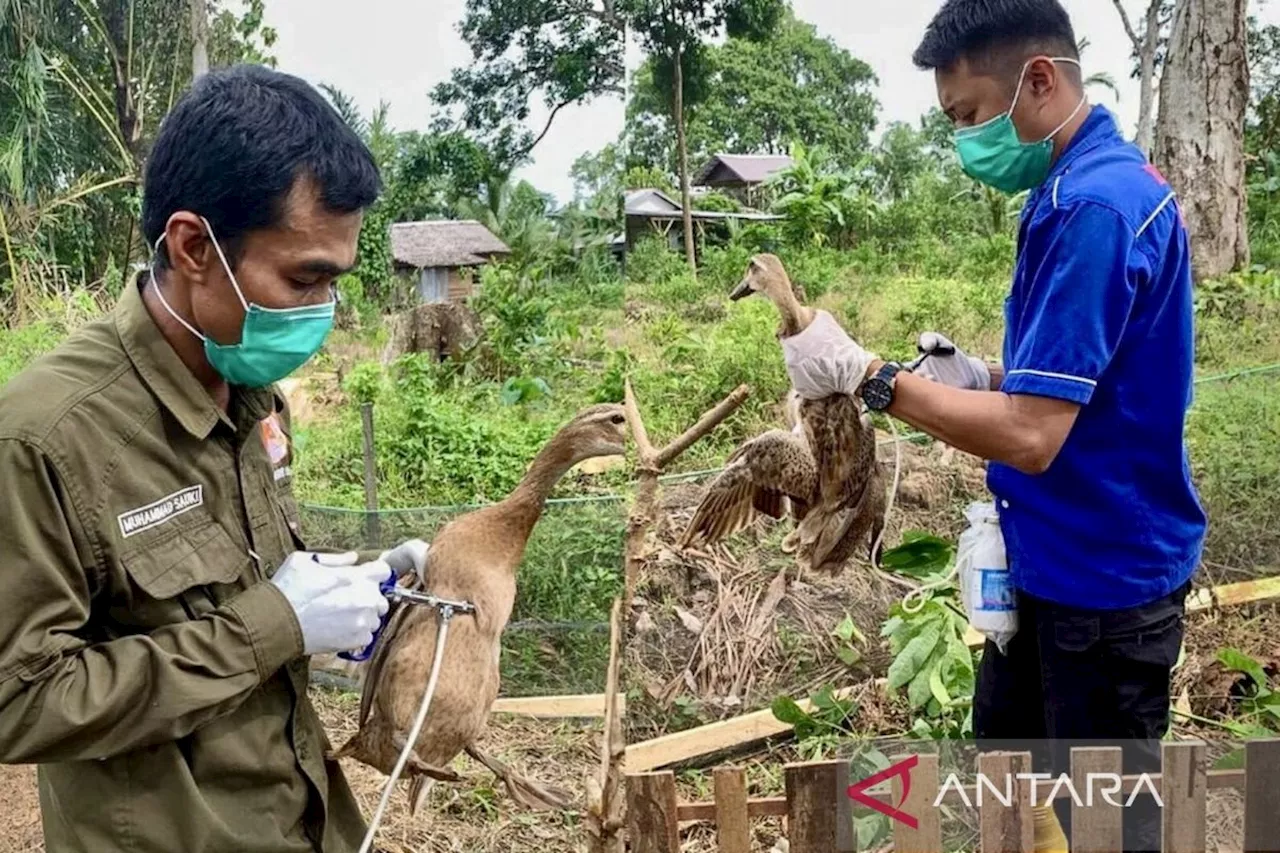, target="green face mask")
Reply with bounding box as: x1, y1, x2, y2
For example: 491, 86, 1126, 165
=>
152, 217, 336, 388
954, 57, 1087, 194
